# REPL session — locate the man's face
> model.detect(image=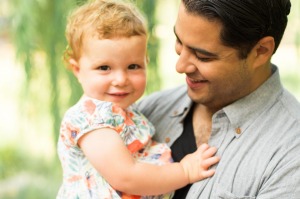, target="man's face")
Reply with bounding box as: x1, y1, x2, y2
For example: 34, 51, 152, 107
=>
174, 2, 258, 110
